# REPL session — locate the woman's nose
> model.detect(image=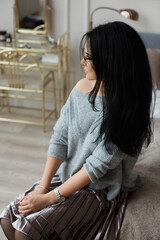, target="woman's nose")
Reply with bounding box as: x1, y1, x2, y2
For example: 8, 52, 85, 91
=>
81, 58, 85, 66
